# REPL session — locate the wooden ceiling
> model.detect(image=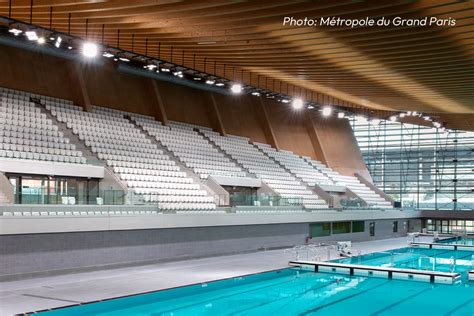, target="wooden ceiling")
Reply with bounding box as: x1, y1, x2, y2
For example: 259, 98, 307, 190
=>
1, 0, 473, 127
